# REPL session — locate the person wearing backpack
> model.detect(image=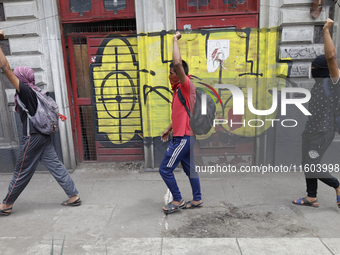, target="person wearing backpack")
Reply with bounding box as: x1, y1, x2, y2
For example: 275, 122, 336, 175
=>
160, 31, 203, 214
292, 18, 340, 208
0, 46, 81, 216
